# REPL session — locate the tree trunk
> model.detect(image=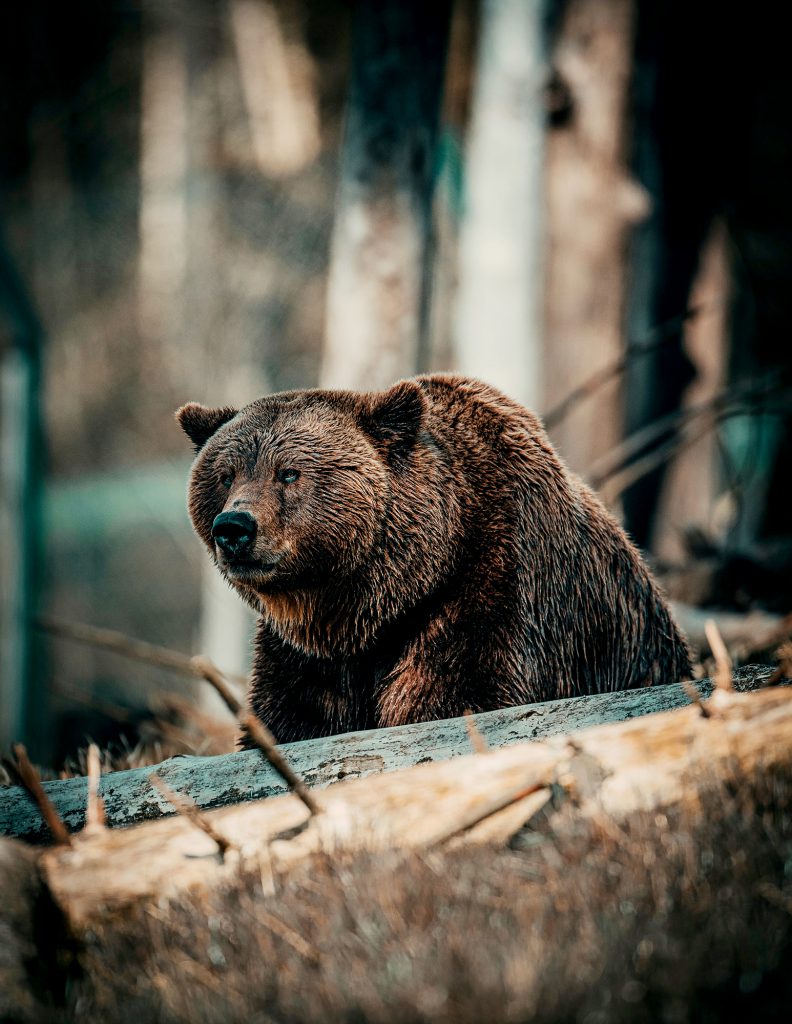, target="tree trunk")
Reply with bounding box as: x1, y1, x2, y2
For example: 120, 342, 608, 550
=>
0, 235, 44, 757
542, 0, 644, 474
454, 0, 548, 411
321, 0, 452, 390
